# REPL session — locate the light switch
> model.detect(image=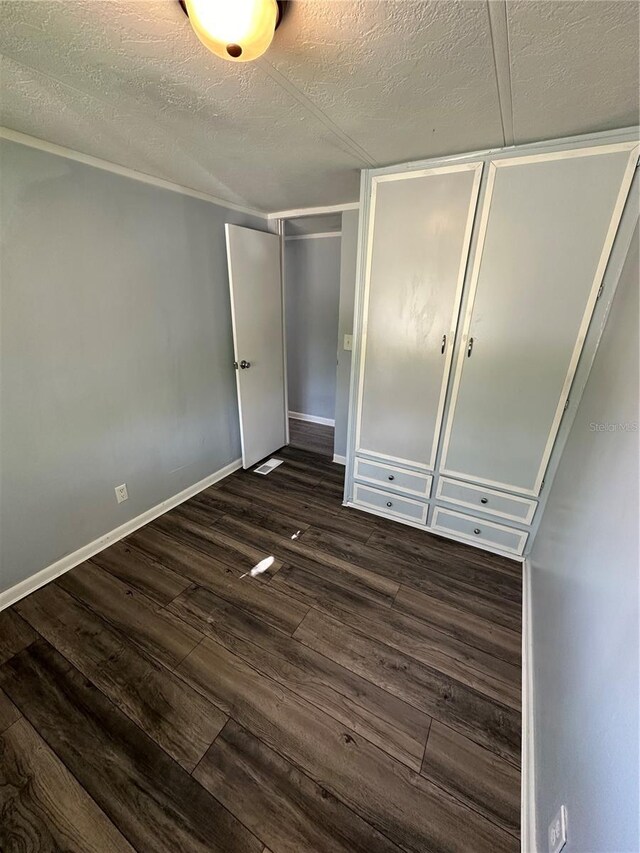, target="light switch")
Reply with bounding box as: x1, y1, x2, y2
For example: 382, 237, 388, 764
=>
343, 334, 353, 351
